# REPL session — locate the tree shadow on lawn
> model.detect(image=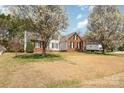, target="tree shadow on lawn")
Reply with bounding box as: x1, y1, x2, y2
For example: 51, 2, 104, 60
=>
14, 53, 63, 62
